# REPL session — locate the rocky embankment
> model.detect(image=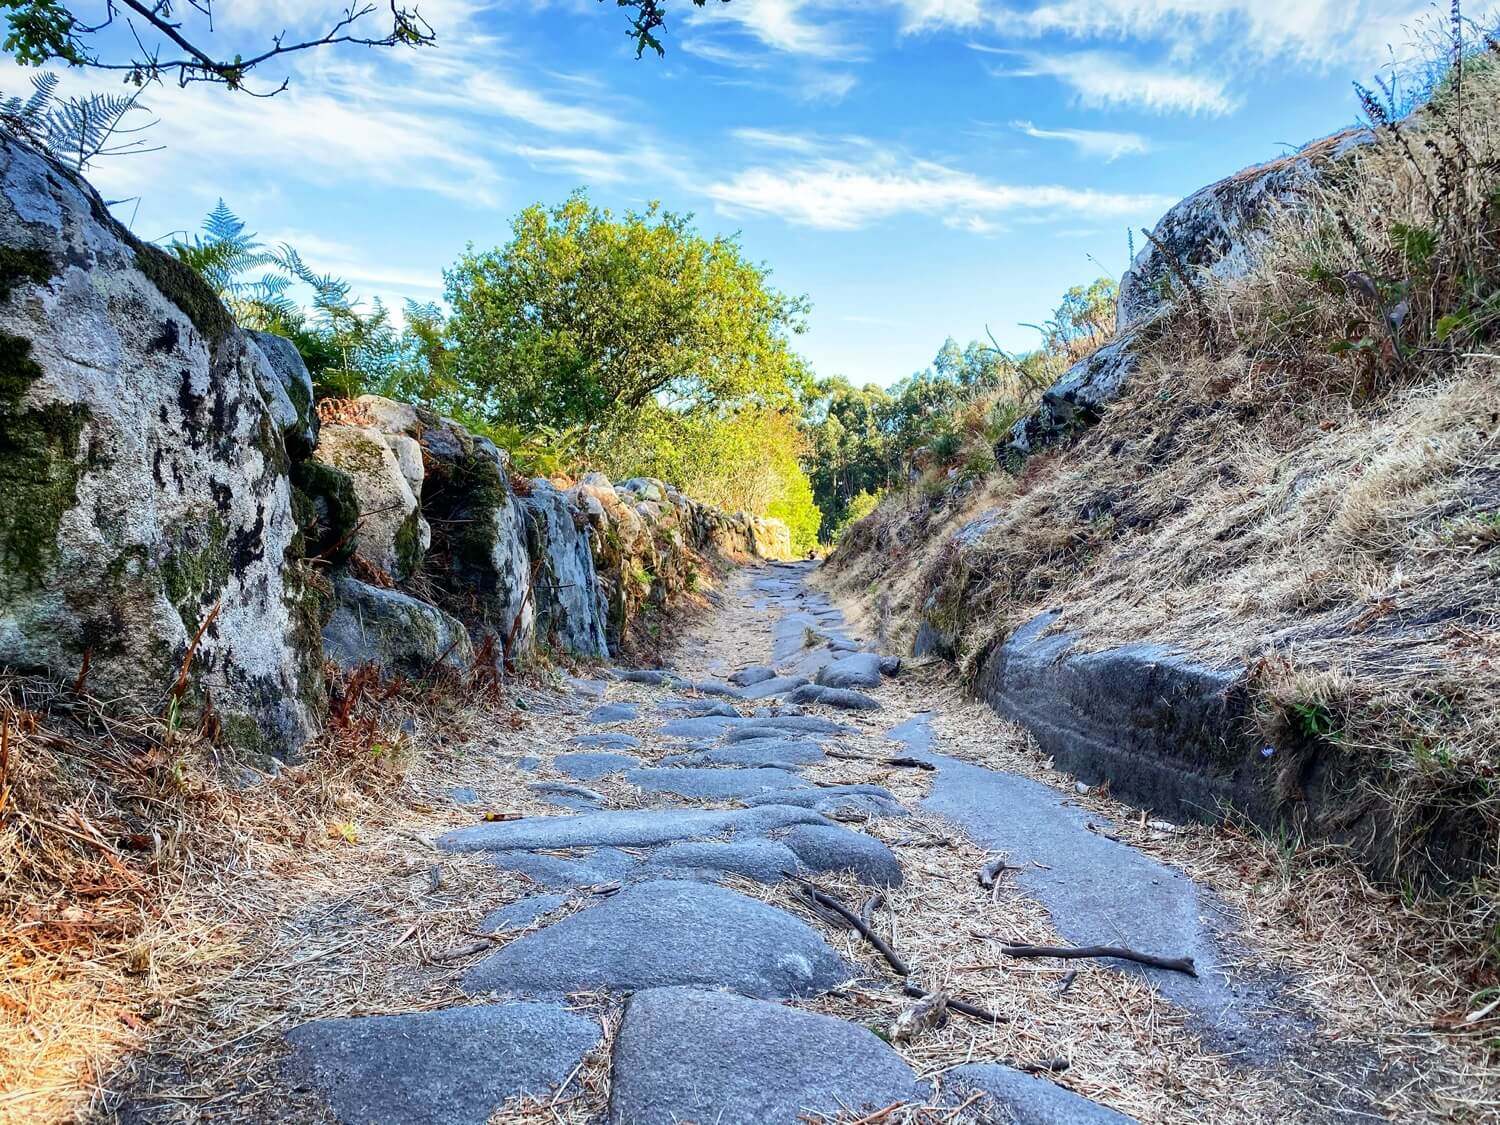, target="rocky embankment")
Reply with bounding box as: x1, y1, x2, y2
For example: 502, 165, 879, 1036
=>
0, 132, 792, 759
826, 121, 1498, 896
